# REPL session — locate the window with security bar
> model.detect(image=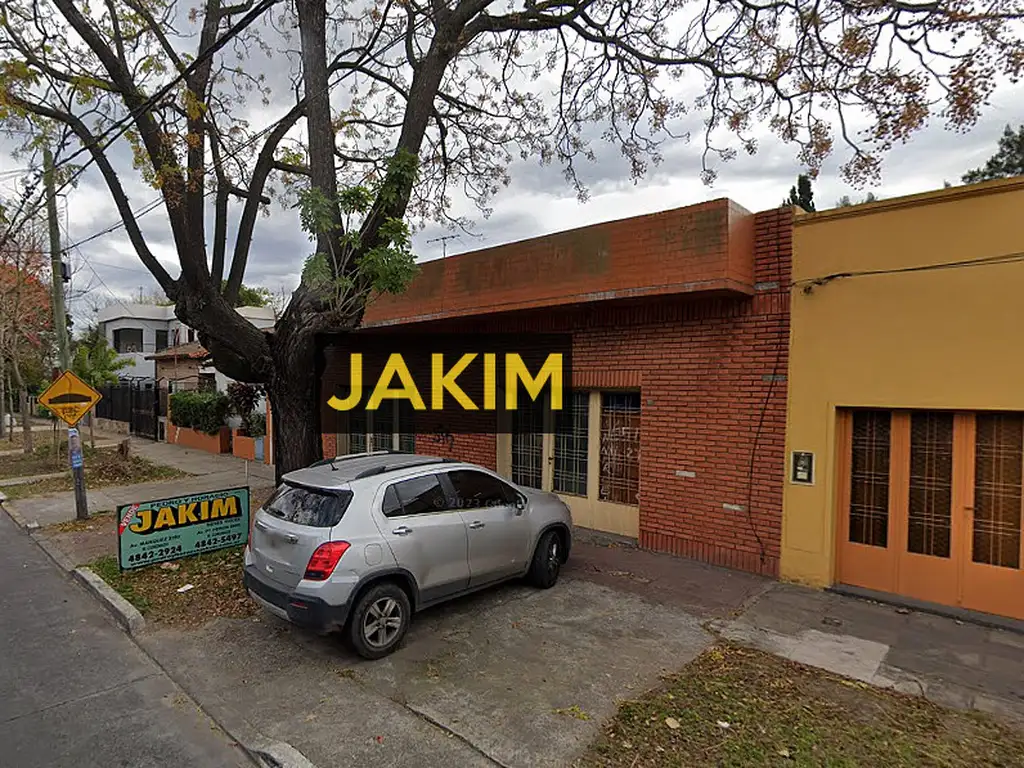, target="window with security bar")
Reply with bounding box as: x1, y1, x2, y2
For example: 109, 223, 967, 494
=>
554, 390, 589, 496
849, 410, 891, 548
347, 409, 368, 453
512, 395, 545, 489
973, 413, 1022, 570
397, 399, 417, 452
346, 400, 416, 454
908, 411, 954, 558
599, 392, 641, 505
370, 401, 394, 452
